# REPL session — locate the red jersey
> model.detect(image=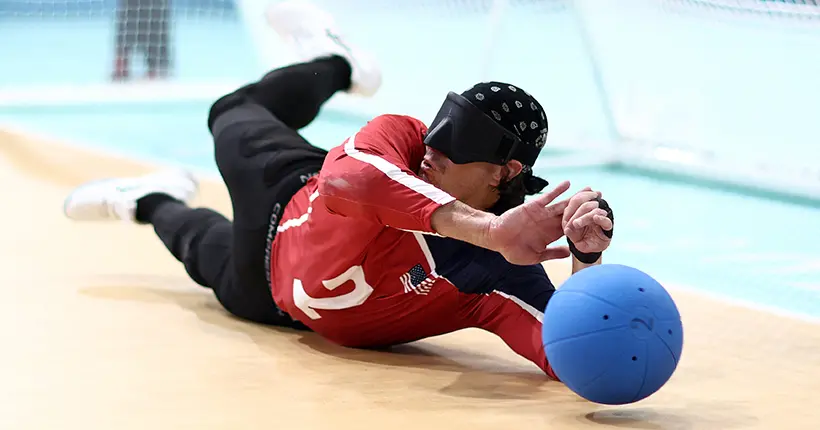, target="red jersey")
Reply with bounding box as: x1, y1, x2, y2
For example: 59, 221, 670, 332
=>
269, 114, 557, 377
